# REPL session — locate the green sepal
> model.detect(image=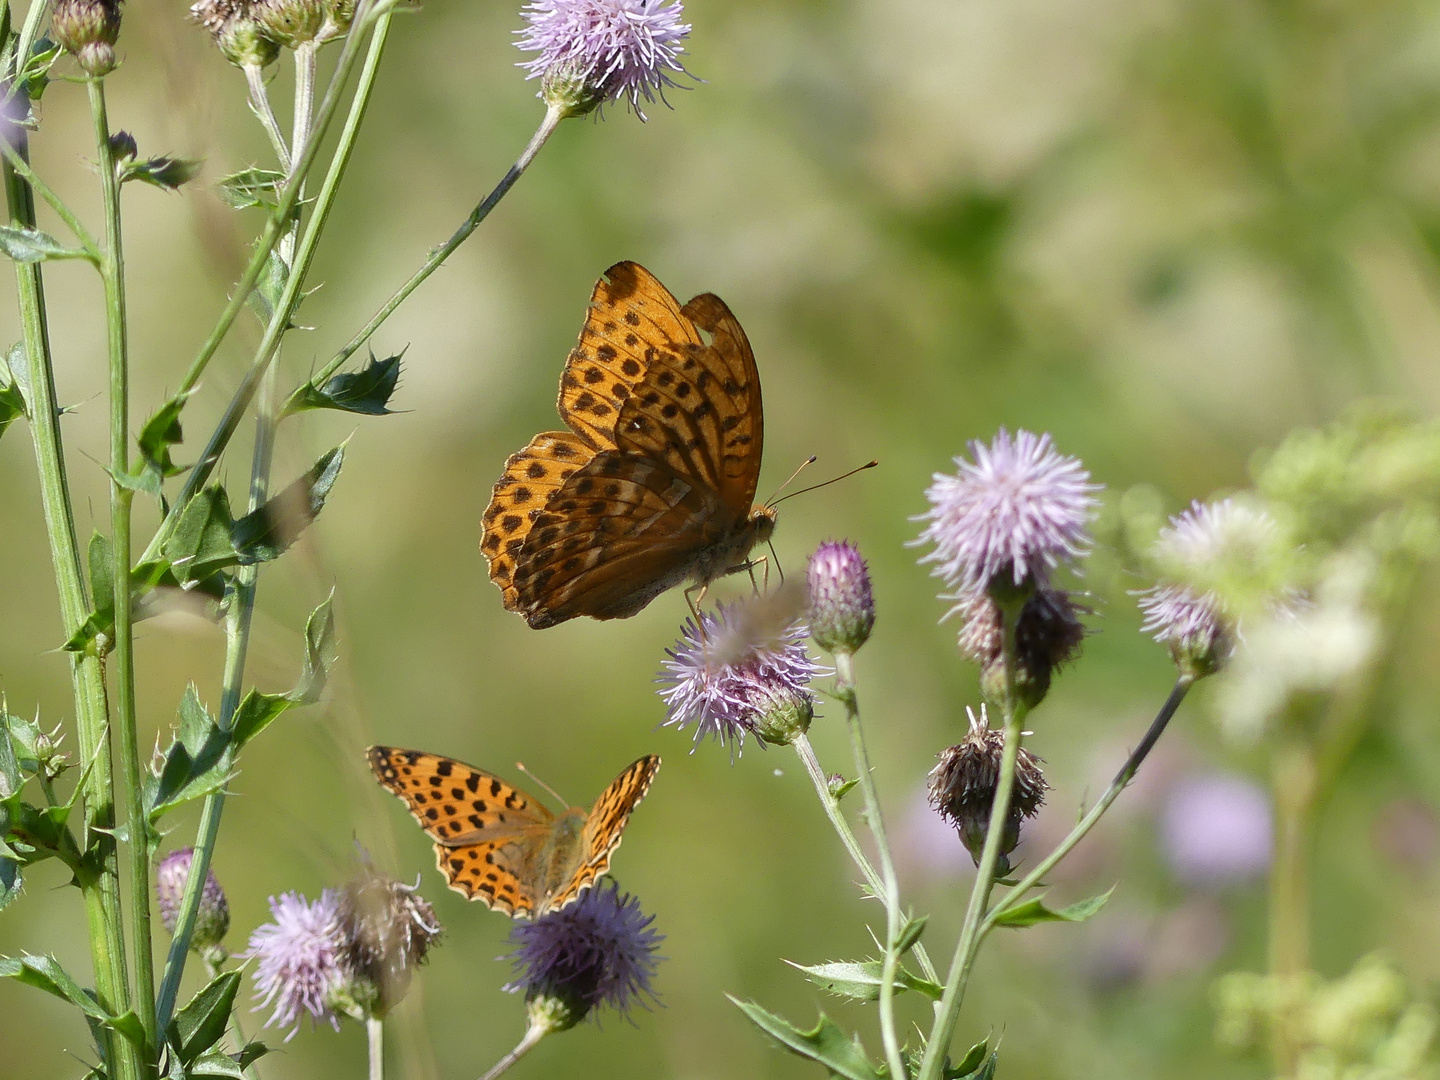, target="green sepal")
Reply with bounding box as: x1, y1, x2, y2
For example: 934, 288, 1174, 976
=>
163, 486, 241, 584
0, 954, 148, 1046
991, 885, 1115, 928
166, 970, 241, 1067
232, 445, 346, 564
0, 224, 93, 264
785, 958, 944, 1002
828, 776, 859, 801
216, 167, 284, 211
121, 156, 203, 191
230, 594, 336, 748
283, 351, 402, 417
728, 996, 881, 1080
